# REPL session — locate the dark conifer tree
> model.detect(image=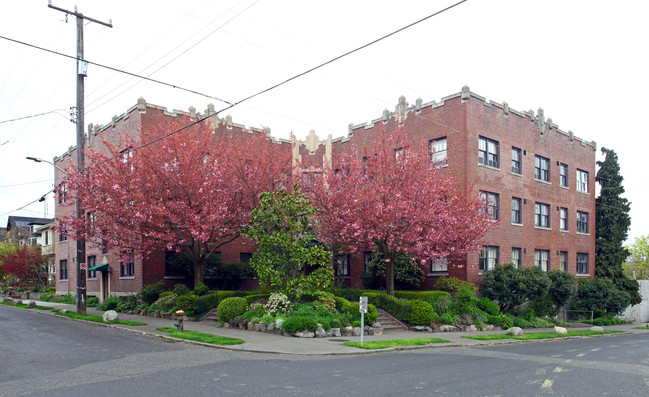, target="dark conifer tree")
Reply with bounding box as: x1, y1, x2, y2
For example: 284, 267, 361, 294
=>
595, 147, 640, 305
